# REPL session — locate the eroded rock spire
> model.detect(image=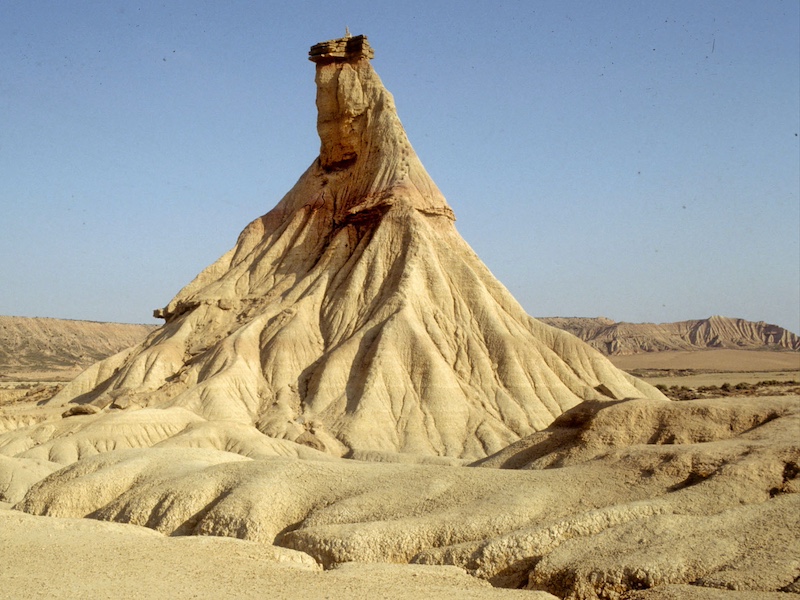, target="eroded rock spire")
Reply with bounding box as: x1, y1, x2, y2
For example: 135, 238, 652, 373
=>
307, 34, 453, 221
49, 36, 665, 460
